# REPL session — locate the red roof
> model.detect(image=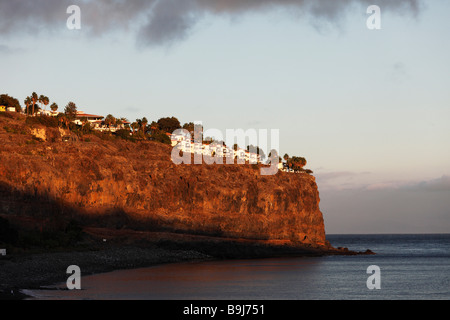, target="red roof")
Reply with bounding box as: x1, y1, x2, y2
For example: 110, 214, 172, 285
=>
76, 112, 104, 119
